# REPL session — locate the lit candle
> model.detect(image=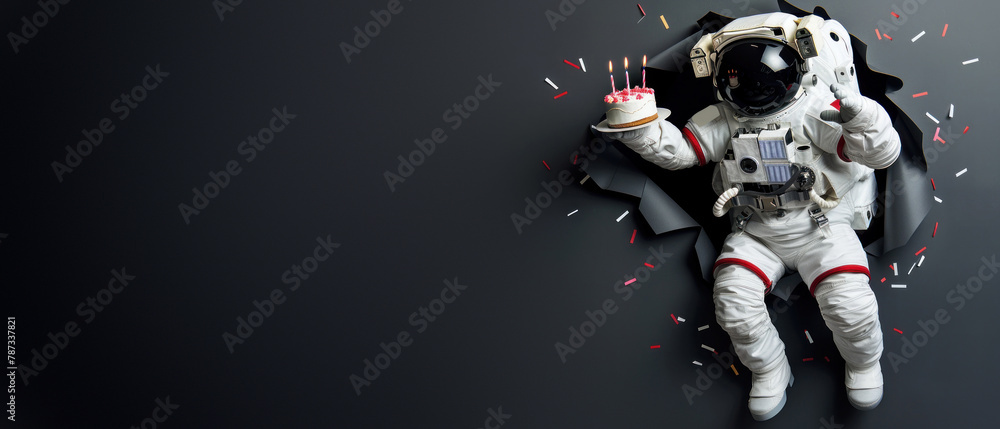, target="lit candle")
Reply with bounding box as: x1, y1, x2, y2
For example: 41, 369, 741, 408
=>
642, 55, 647, 88
624, 57, 630, 90
609, 61, 615, 93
